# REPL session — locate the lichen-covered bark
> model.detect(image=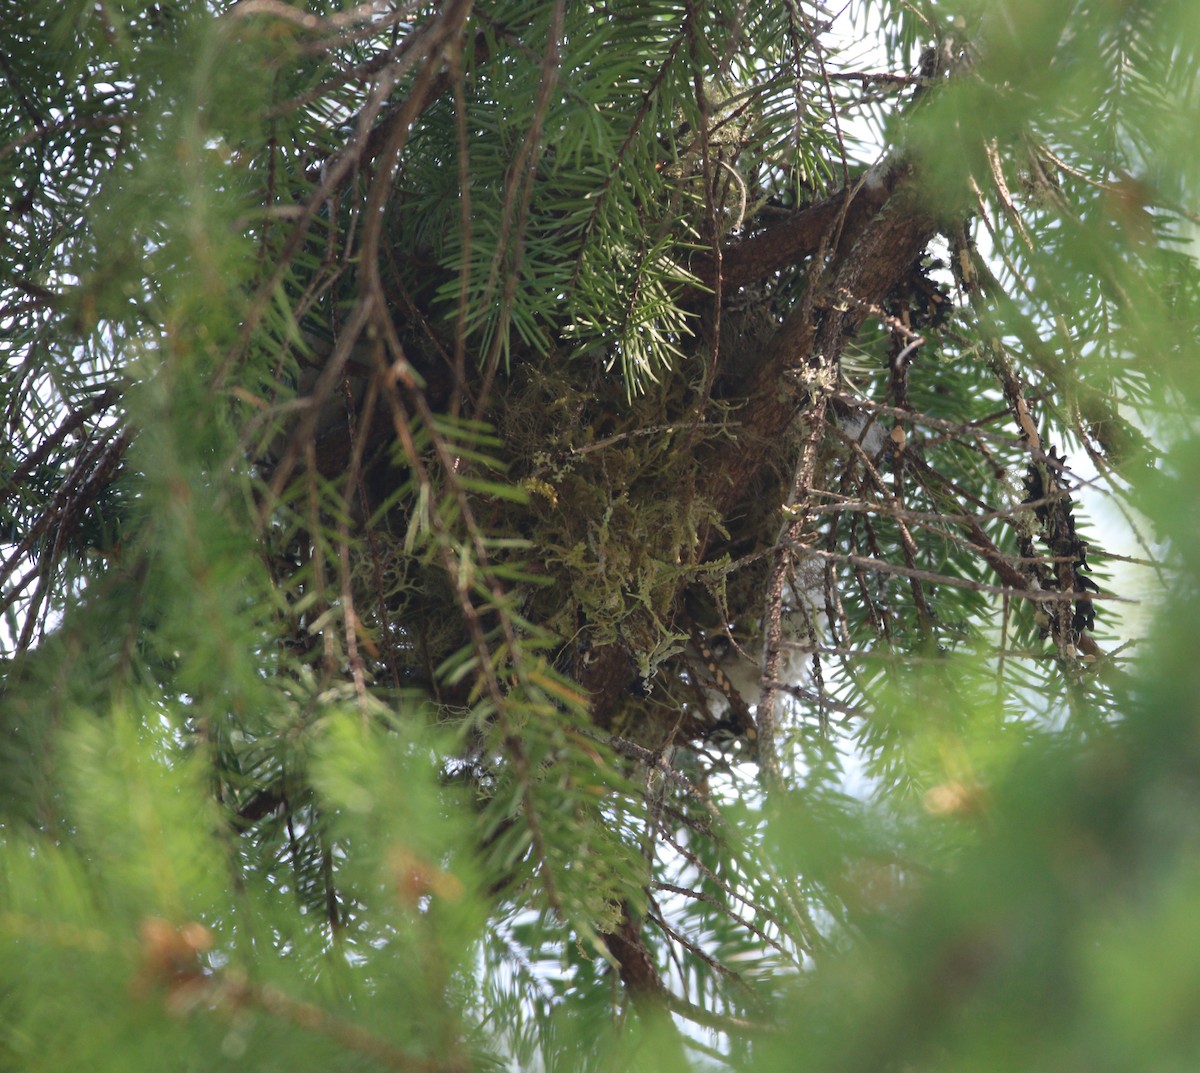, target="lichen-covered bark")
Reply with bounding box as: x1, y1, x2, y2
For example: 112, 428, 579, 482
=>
580, 162, 945, 729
